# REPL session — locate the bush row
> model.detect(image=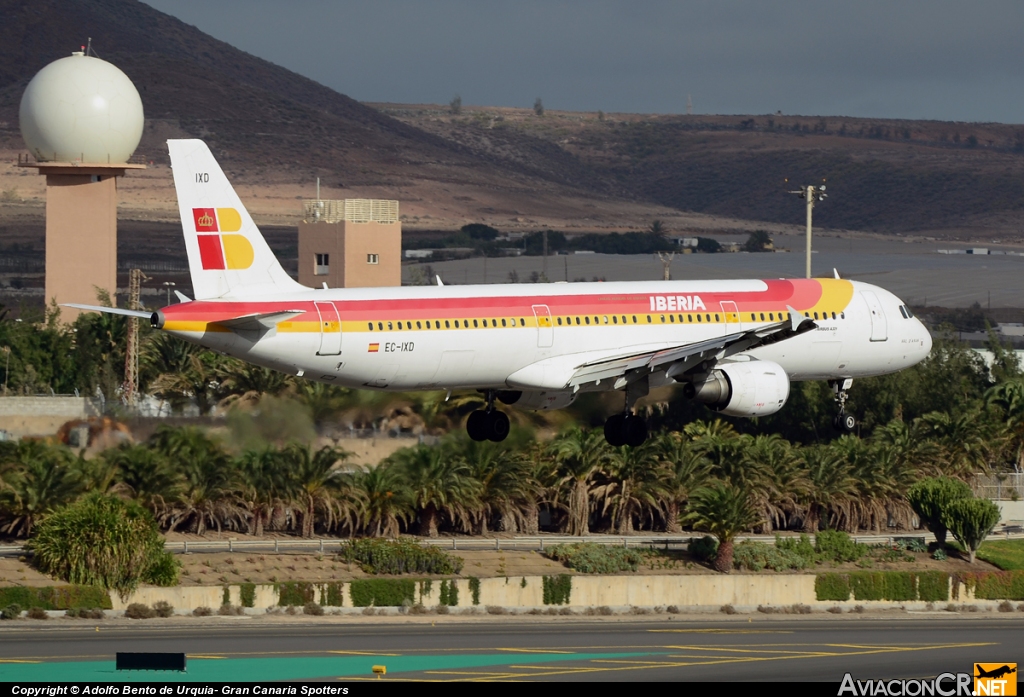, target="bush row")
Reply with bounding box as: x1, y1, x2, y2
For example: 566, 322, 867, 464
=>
815, 572, 950, 601
0, 585, 111, 610
954, 571, 1024, 600
339, 539, 463, 575
545, 543, 646, 573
